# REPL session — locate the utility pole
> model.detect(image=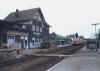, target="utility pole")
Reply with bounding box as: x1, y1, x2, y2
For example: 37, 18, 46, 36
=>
92, 23, 100, 38
92, 23, 100, 51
